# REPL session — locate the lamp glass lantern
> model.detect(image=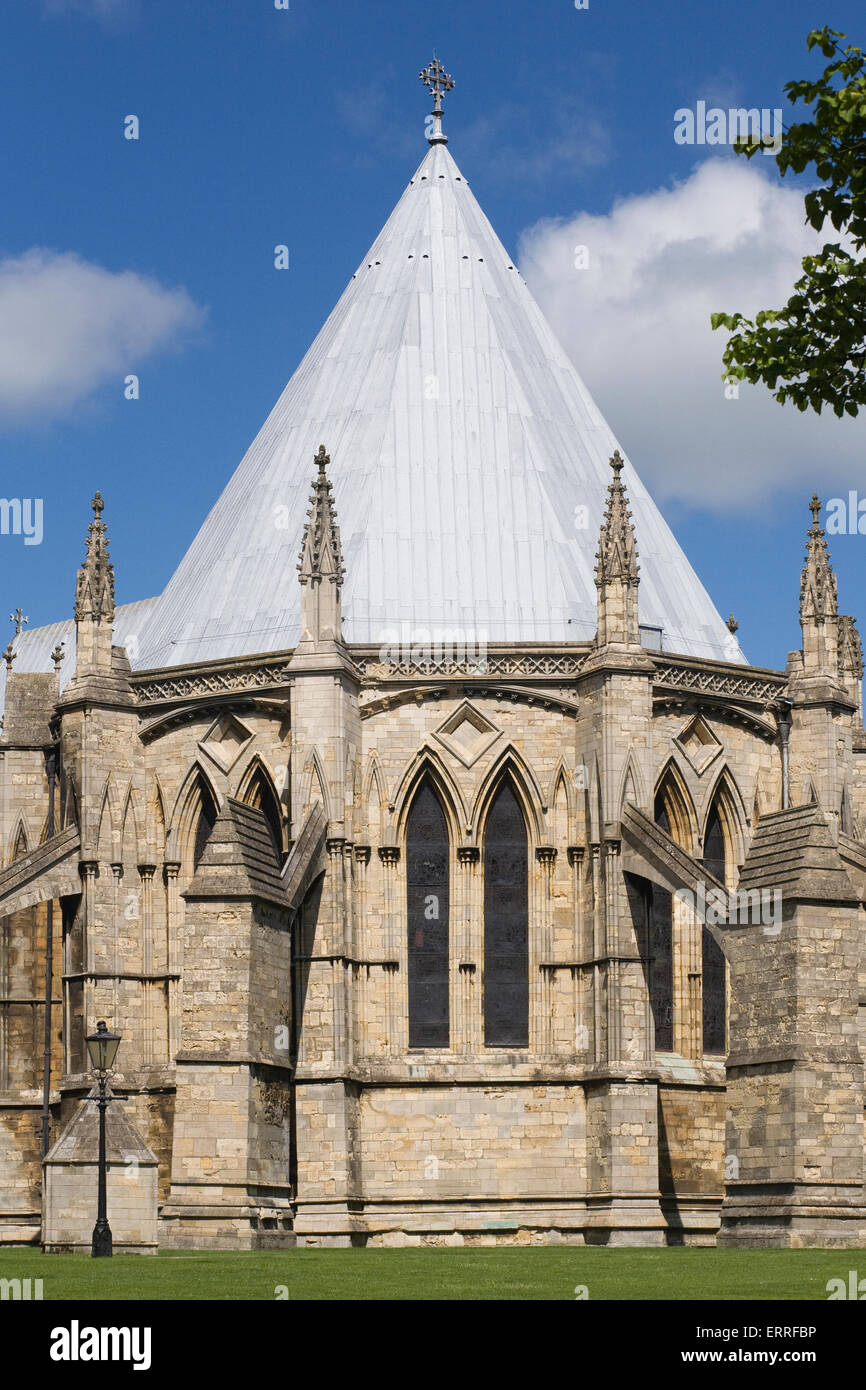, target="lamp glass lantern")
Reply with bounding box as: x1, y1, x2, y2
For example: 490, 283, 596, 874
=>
85, 1020, 121, 1078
